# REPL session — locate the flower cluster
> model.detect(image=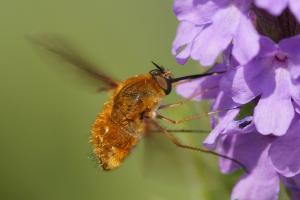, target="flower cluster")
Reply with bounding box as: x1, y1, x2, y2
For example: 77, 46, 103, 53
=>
172, 0, 300, 199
